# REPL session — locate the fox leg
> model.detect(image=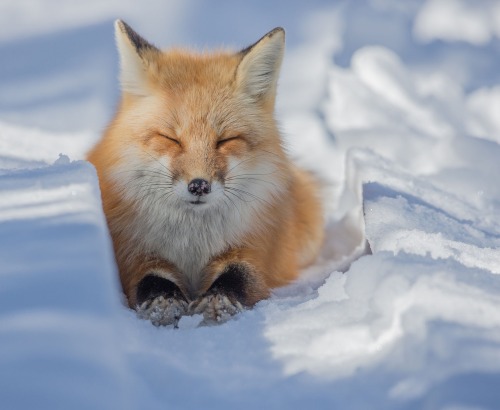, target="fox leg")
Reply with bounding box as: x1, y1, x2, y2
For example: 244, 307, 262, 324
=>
189, 254, 269, 325
128, 259, 189, 328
